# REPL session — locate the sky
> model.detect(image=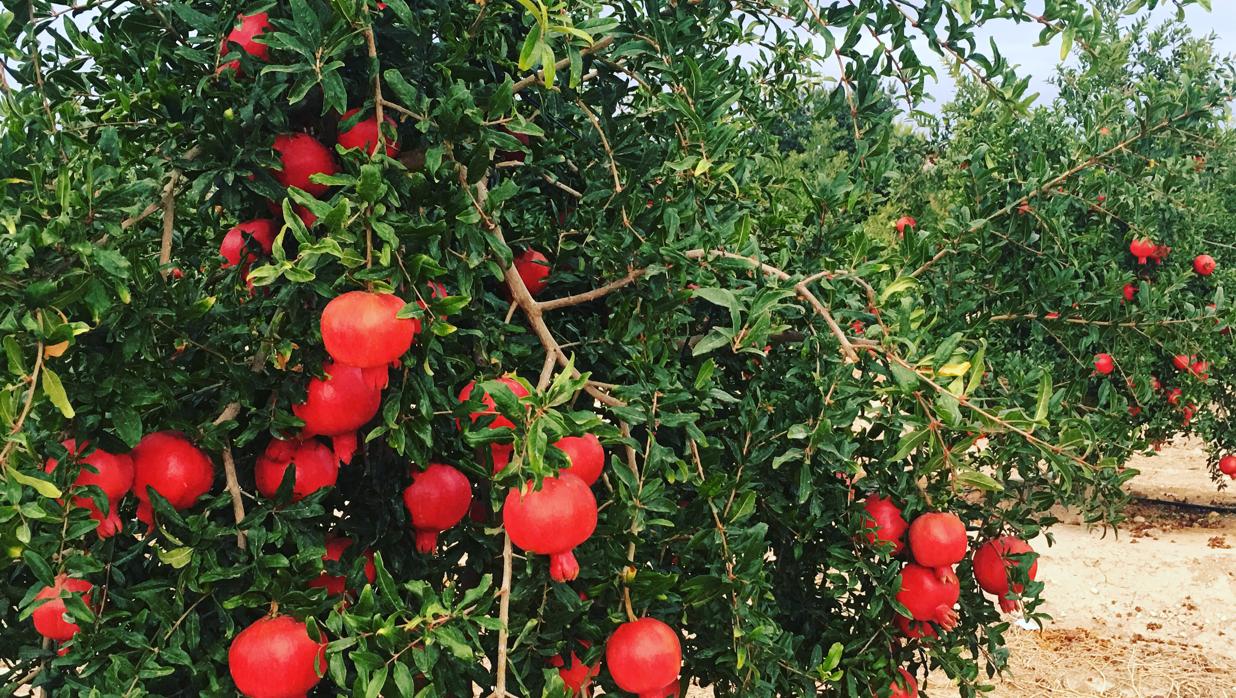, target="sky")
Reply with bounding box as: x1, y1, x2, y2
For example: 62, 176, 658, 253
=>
919, 4, 1236, 110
